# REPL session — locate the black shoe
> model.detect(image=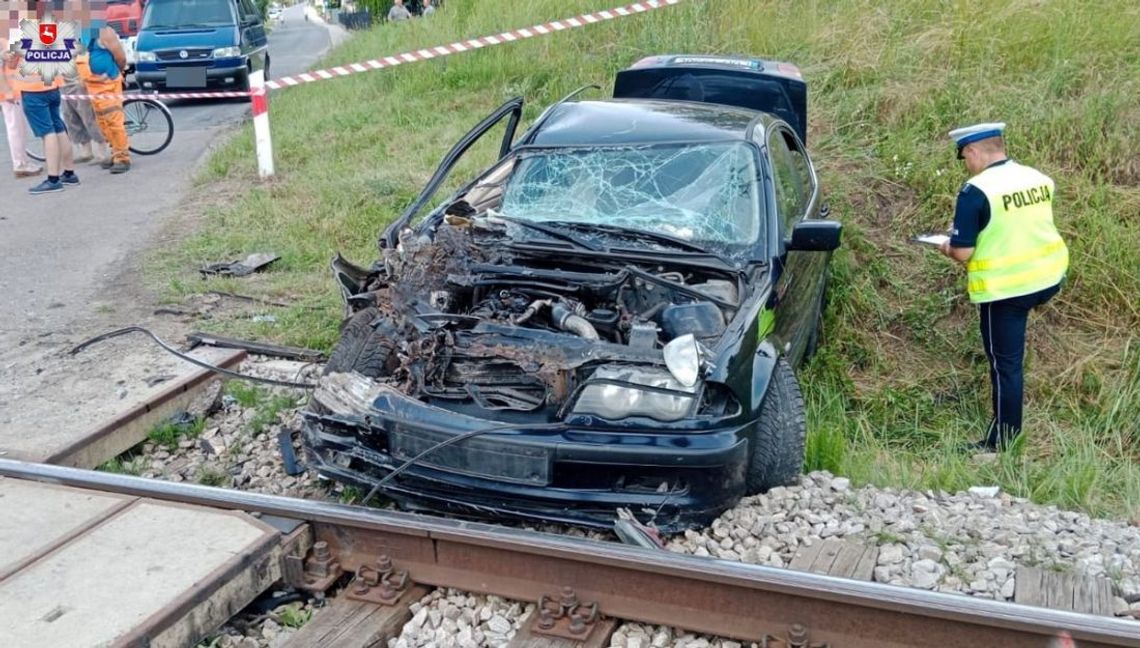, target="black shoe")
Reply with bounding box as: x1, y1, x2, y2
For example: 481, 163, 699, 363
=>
61, 172, 80, 186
